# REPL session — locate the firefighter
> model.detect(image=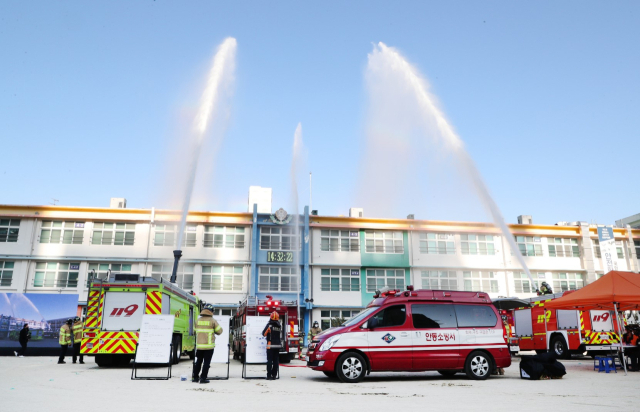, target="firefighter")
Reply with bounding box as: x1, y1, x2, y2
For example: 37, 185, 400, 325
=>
192, 303, 223, 384
58, 319, 73, 364
72, 316, 84, 364
309, 321, 321, 341
537, 282, 553, 296
262, 311, 282, 380
297, 331, 304, 360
